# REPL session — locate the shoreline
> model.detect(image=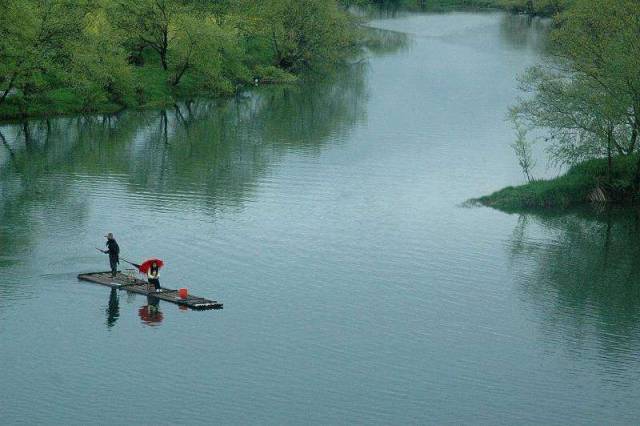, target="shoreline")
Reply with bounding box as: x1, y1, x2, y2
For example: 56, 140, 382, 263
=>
0, 71, 299, 124
0, 83, 292, 125
473, 155, 640, 212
